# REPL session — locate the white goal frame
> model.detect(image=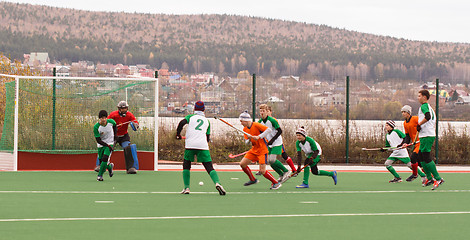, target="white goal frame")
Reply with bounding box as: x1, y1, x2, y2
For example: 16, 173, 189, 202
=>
0, 74, 159, 171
